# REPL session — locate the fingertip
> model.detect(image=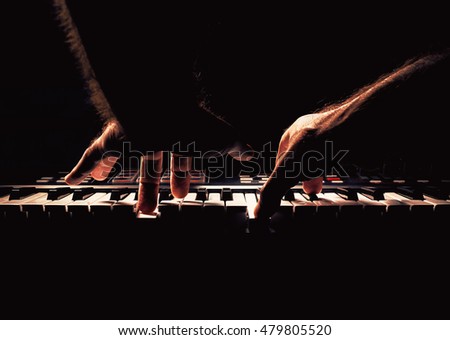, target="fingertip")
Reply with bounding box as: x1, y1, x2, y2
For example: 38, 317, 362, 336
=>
64, 174, 82, 186
138, 201, 158, 215
170, 175, 191, 199
91, 173, 108, 181
137, 182, 159, 214
302, 177, 323, 195
171, 186, 189, 199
